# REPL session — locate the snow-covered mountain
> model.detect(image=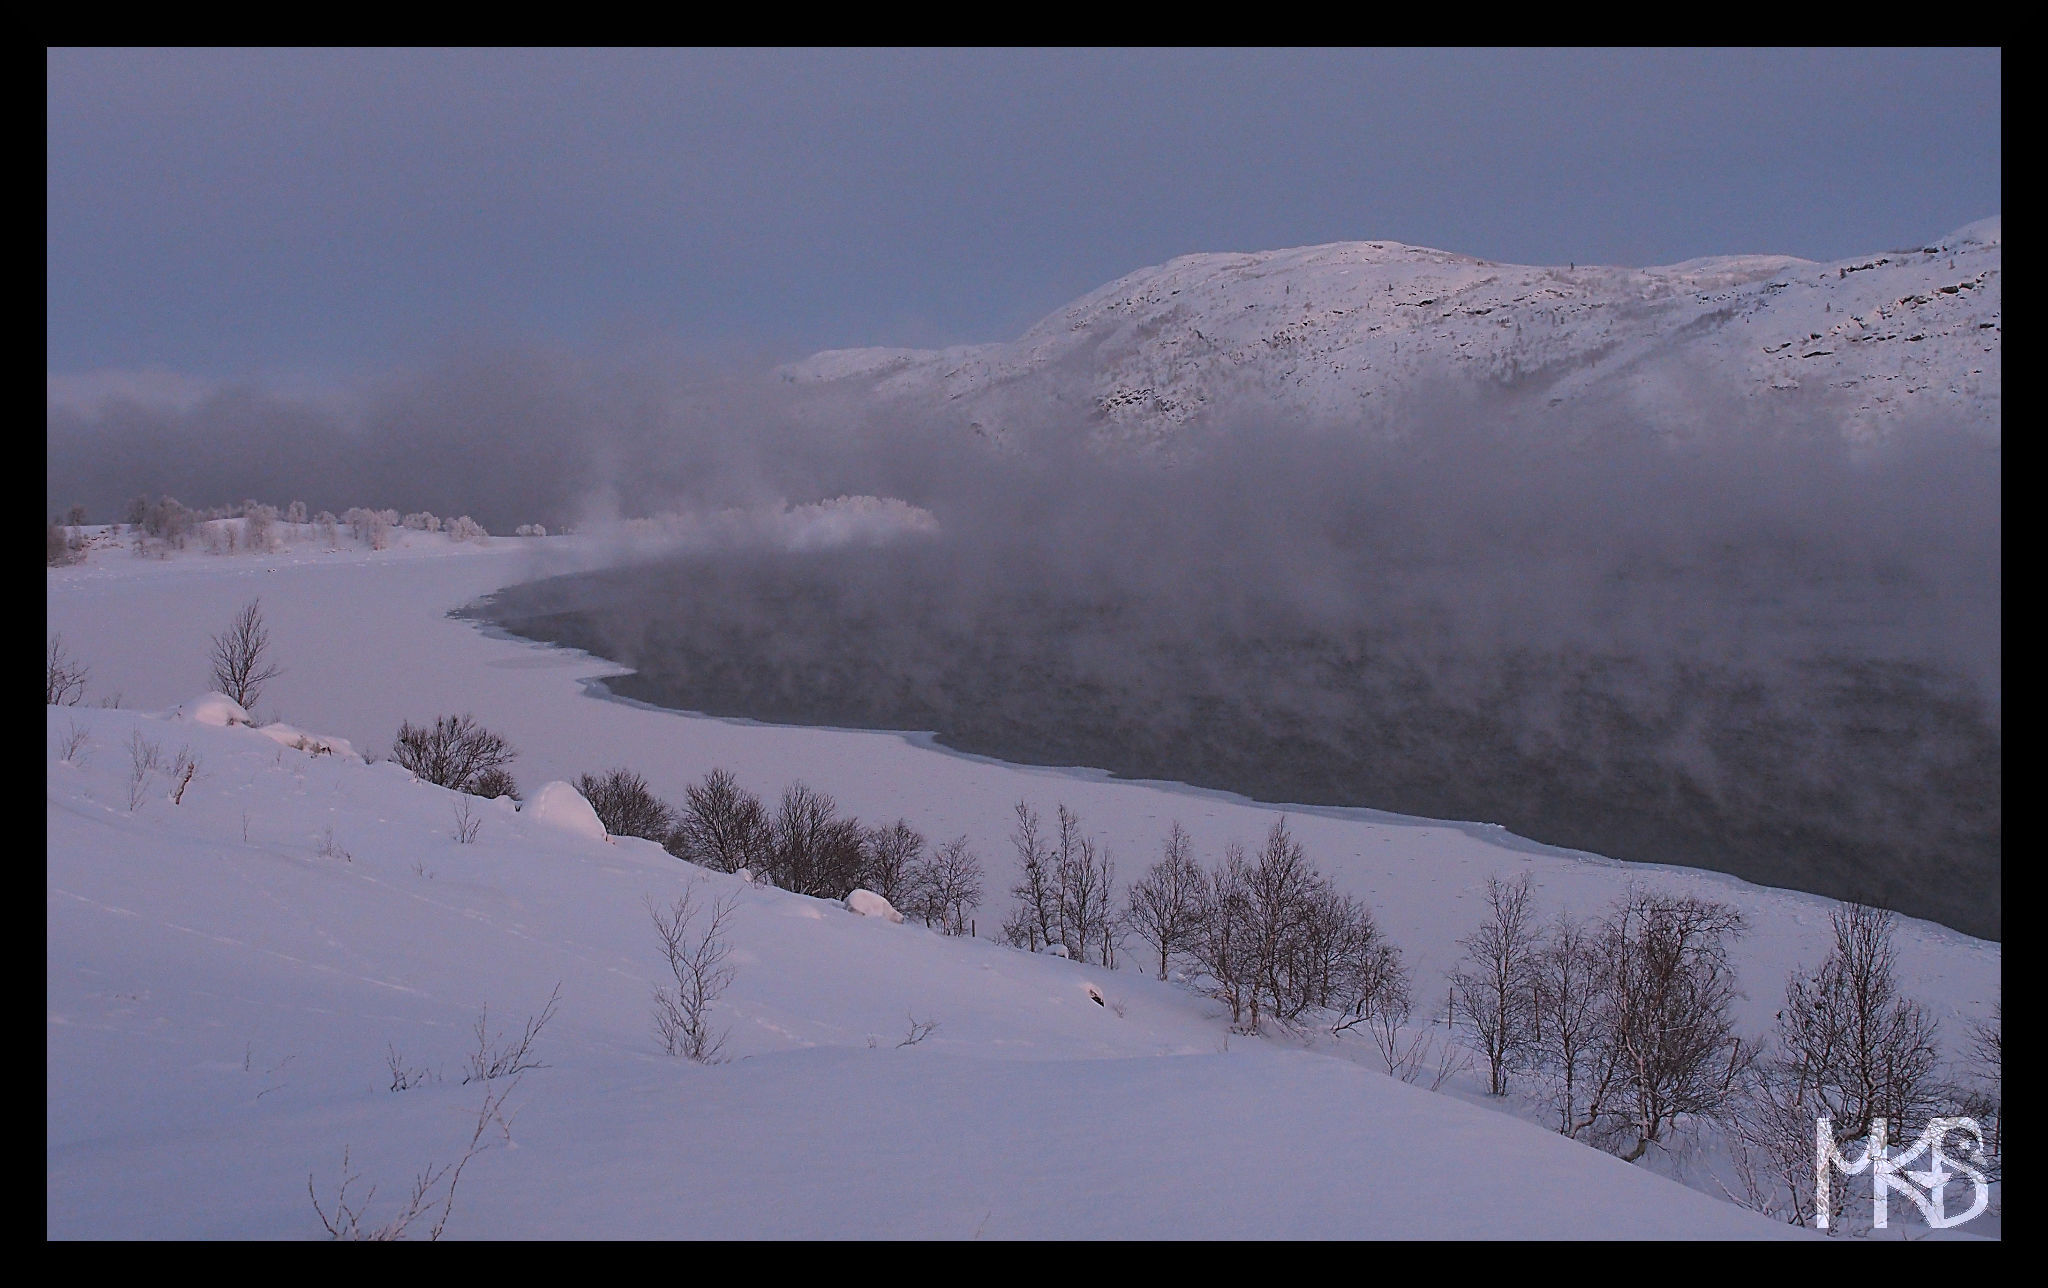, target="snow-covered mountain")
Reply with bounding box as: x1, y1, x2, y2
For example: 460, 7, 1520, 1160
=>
784, 218, 2001, 448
